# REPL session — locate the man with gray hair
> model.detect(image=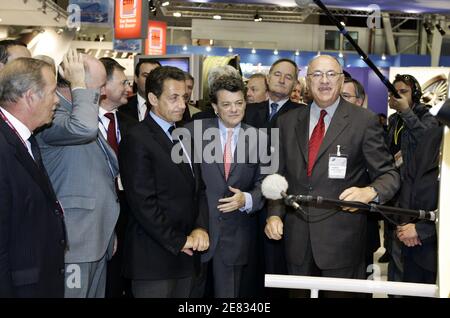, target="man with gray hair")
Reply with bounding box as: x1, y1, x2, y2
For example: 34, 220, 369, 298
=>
37, 49, 119, 298
0, 58, 65, 297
